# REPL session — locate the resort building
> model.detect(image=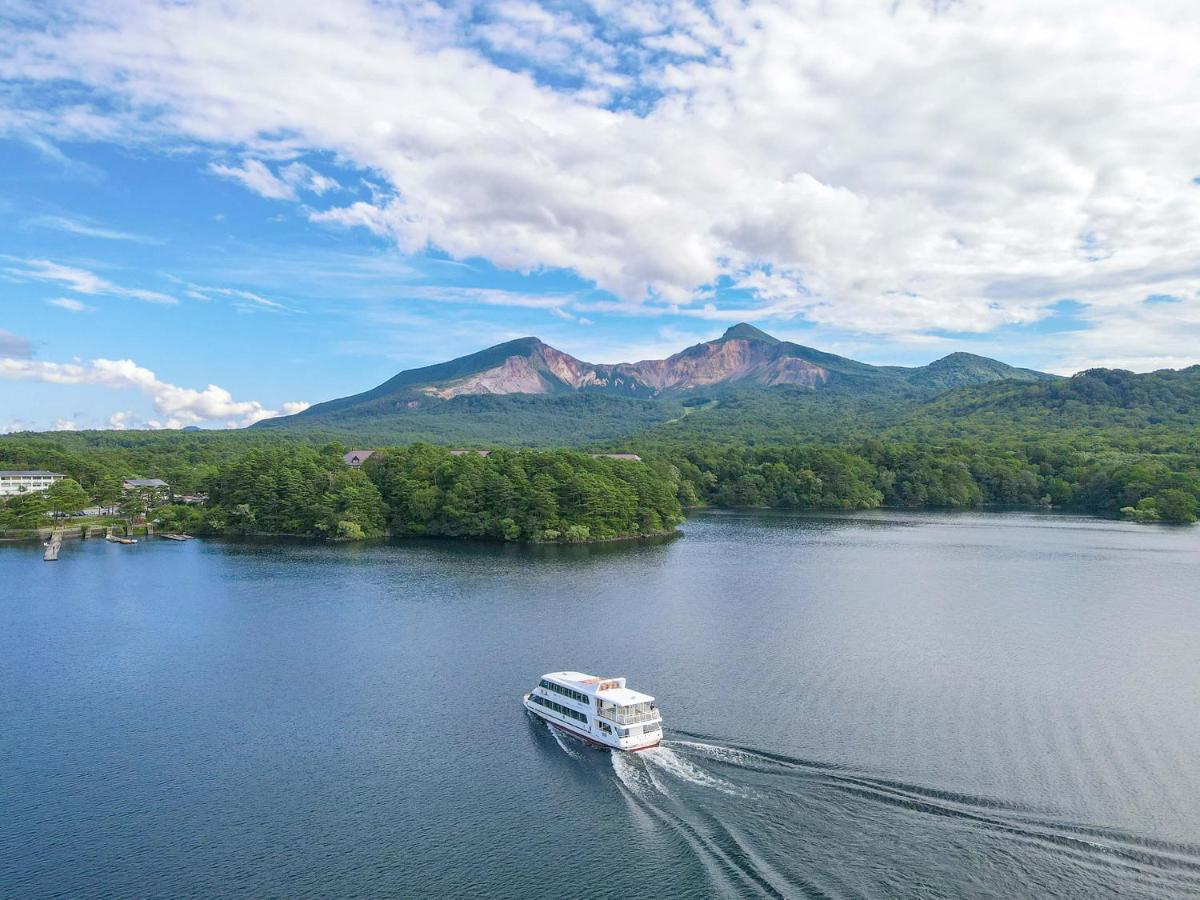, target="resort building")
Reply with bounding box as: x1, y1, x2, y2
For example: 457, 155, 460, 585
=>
343, 450, 376, 467
0, 470, 66, 496
123, 478, 170, 493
